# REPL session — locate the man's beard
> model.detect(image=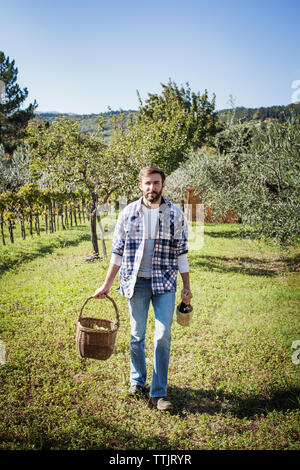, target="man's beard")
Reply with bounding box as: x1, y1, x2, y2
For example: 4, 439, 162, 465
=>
143, 188, 163, 203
